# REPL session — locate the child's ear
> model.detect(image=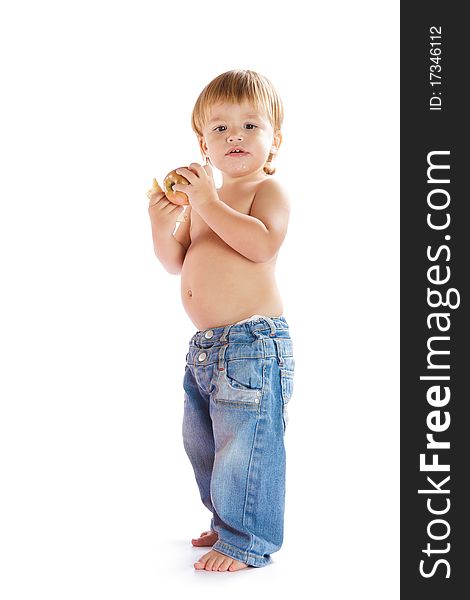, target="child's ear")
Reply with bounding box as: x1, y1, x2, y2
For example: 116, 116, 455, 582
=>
198, 136, 208, 158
